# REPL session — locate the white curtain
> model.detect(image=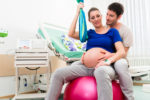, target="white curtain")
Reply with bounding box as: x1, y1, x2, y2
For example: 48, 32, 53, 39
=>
104, 0, 150, 57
